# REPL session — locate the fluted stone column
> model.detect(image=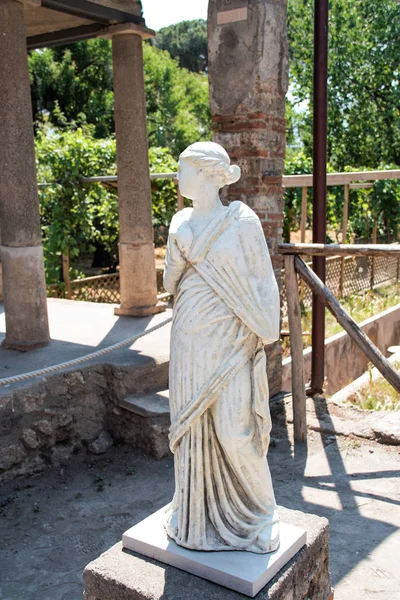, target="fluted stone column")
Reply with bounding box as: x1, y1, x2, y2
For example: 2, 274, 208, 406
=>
111, 26, 165, 317
0, 0, 50, 350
